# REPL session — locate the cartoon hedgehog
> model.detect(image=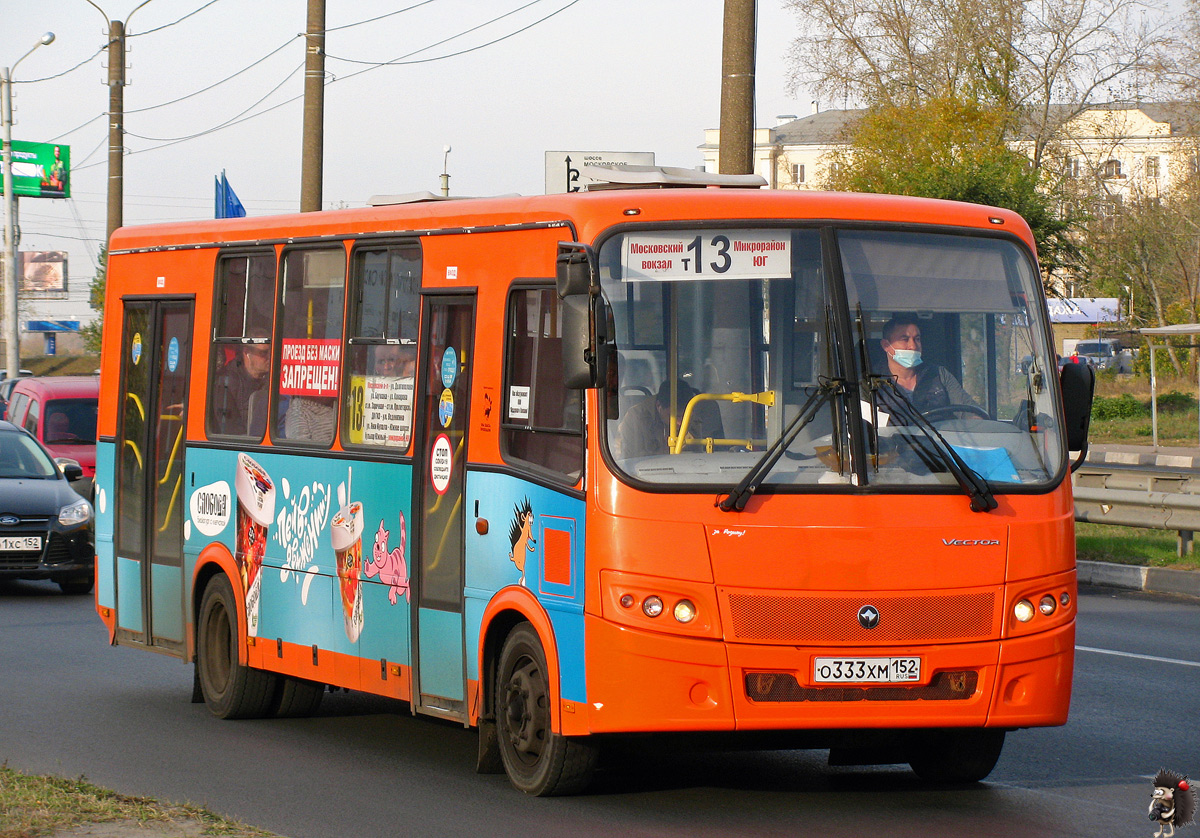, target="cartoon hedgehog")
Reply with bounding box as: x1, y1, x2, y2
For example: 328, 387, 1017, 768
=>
1150, 769, 1196, 838
507, 497, 535, 586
